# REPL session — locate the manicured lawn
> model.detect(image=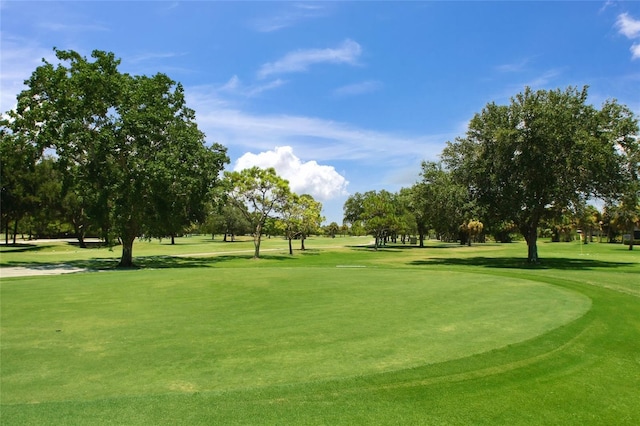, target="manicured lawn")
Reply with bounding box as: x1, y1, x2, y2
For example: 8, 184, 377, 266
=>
1, 237, 639, 424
